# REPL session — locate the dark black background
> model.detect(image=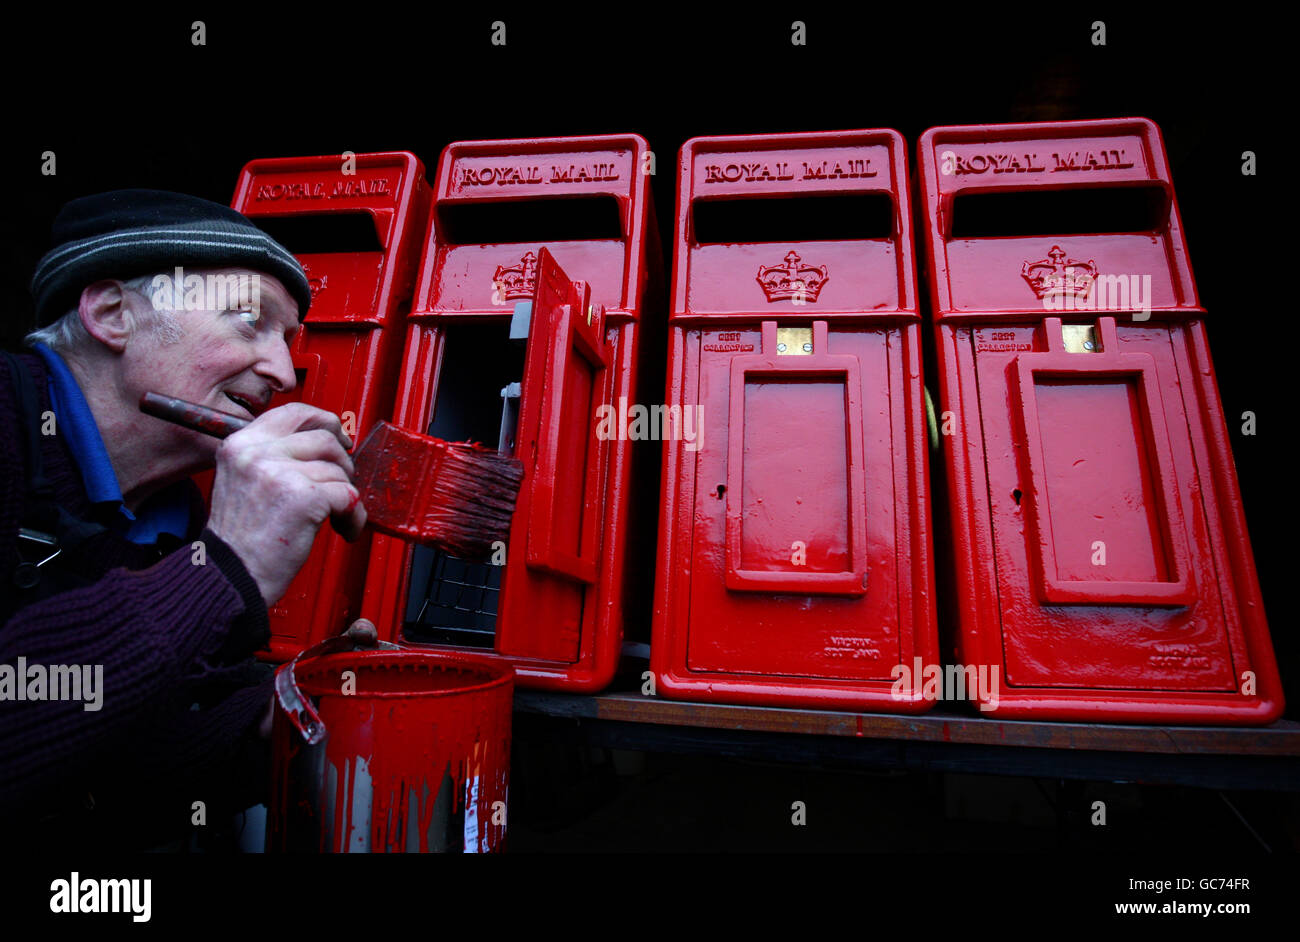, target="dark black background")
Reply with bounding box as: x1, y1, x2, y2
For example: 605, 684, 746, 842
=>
4, 7, 1286, 704
0, 5, 1290, 884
